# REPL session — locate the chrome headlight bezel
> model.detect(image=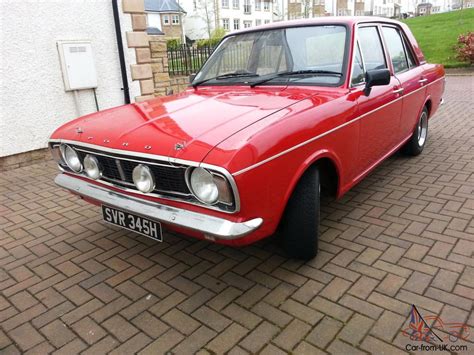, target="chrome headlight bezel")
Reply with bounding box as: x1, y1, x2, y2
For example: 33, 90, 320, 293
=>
132, 164, 156, 193
186, 167, 235, 206
59, 144, 83, 173
188, 167, 219, 205
83, 154, 102, 180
